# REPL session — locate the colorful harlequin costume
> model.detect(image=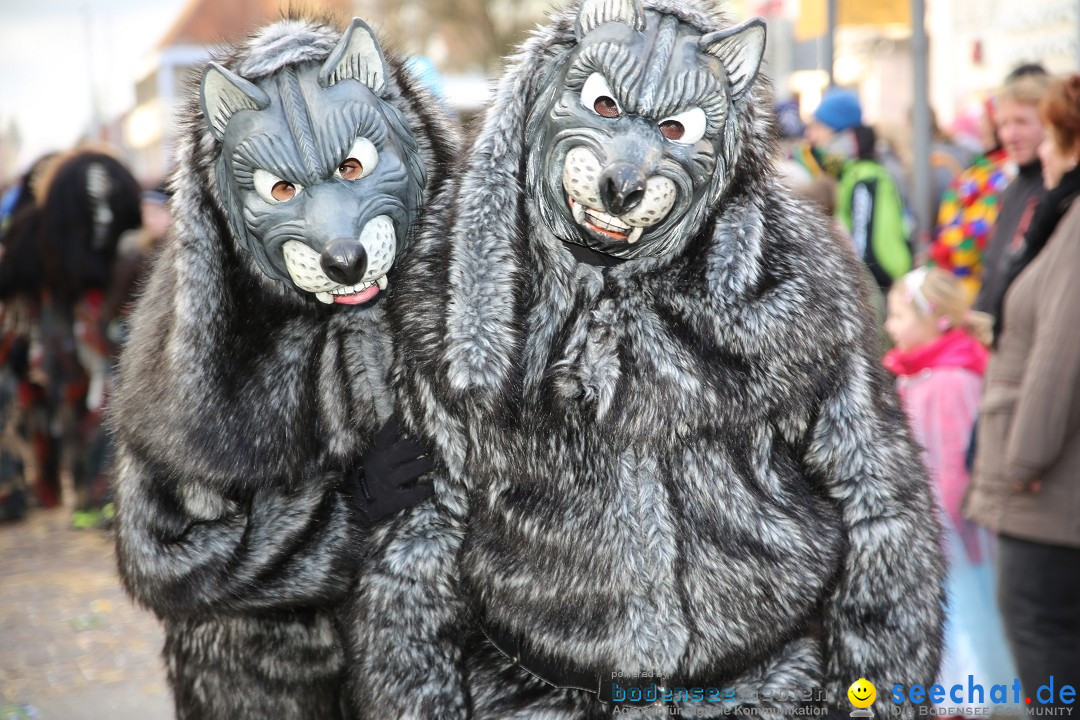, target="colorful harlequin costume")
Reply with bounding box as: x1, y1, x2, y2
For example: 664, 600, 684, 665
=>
930, 149, 1013, 301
